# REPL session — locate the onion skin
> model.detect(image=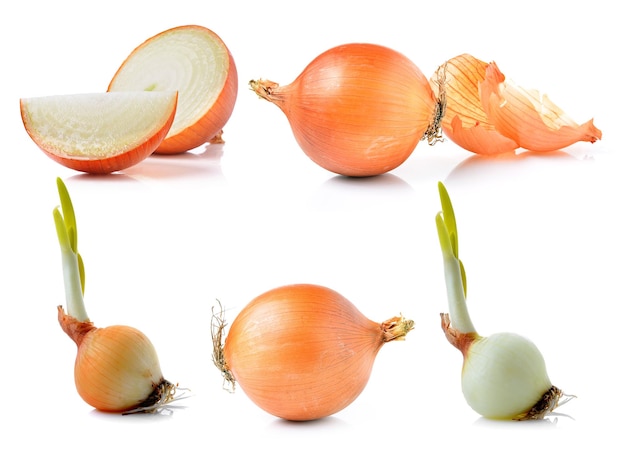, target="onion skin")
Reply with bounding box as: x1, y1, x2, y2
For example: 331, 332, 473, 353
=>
58, 306, 174, 413
433, 53, 602, 154
479, 62, 602, 152
251, 43, 441, 177
430, 54, 519, 155
217, 284, 414, 421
